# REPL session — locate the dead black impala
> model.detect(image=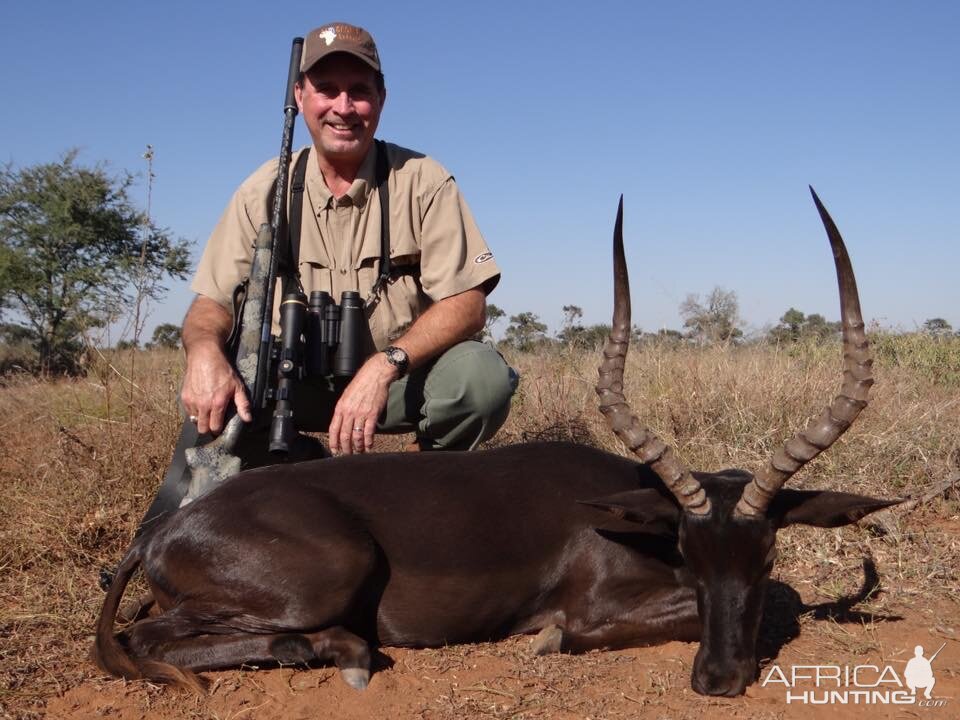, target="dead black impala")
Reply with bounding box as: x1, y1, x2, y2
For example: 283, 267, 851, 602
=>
95, 189, 896, 696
